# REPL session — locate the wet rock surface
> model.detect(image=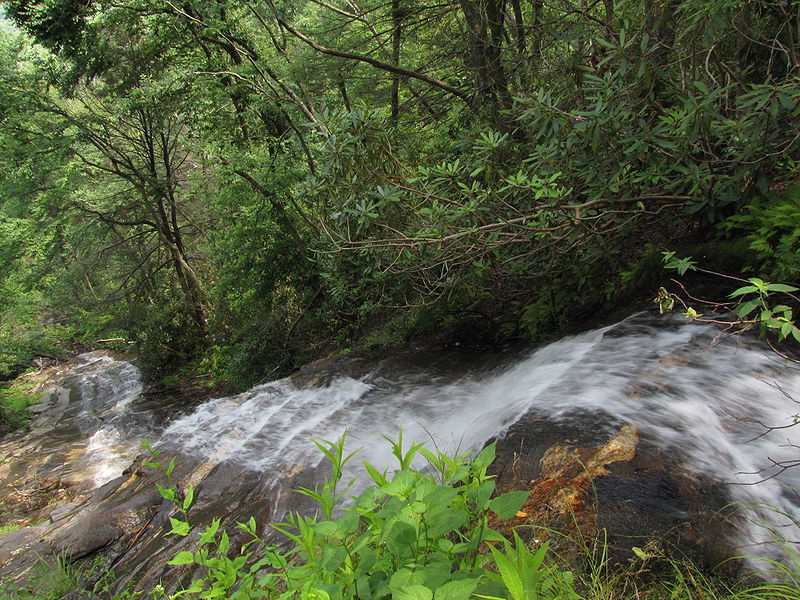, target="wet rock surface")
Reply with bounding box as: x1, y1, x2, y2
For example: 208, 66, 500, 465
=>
1, 313, 798, 594
489, 413, 740, 572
